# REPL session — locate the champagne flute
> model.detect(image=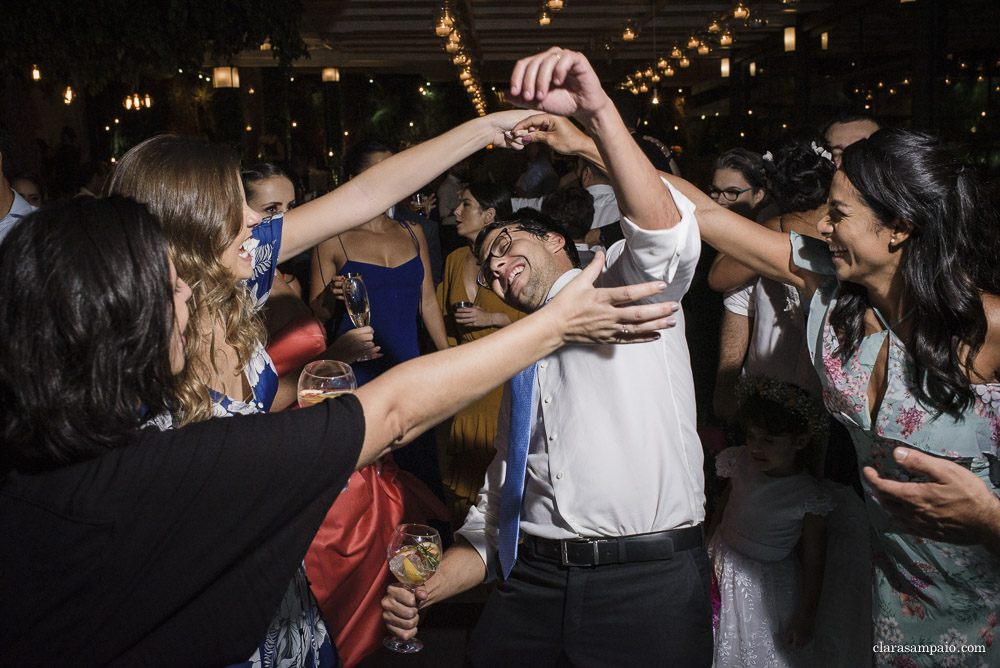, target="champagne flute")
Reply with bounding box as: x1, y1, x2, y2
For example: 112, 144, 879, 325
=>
297, 360, 356, 408
343, 274, 377, 362
384, 523, 442, 654
409, 192, 424, 212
